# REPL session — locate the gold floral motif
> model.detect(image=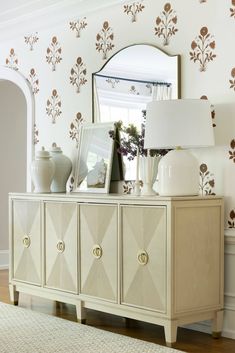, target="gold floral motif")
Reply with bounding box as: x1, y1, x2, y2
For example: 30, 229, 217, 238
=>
24, 33, 39, 50
34, 123, 39, 145
46, 36, 62, 71
154, 3, 178, 46
123, 1, 145, 22
70, 57, 87, 93
96, 21, 114, 60
6, 48, 19, 70
190, 27, 216, 71
69, 112, 84, 147
28, 68, 39, 95
69, 18, 87, 38
46, 89, 62, 124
